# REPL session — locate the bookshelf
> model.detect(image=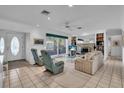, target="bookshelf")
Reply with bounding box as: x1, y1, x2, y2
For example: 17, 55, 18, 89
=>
71, 36, 76, 45
96, 33, 104, 54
